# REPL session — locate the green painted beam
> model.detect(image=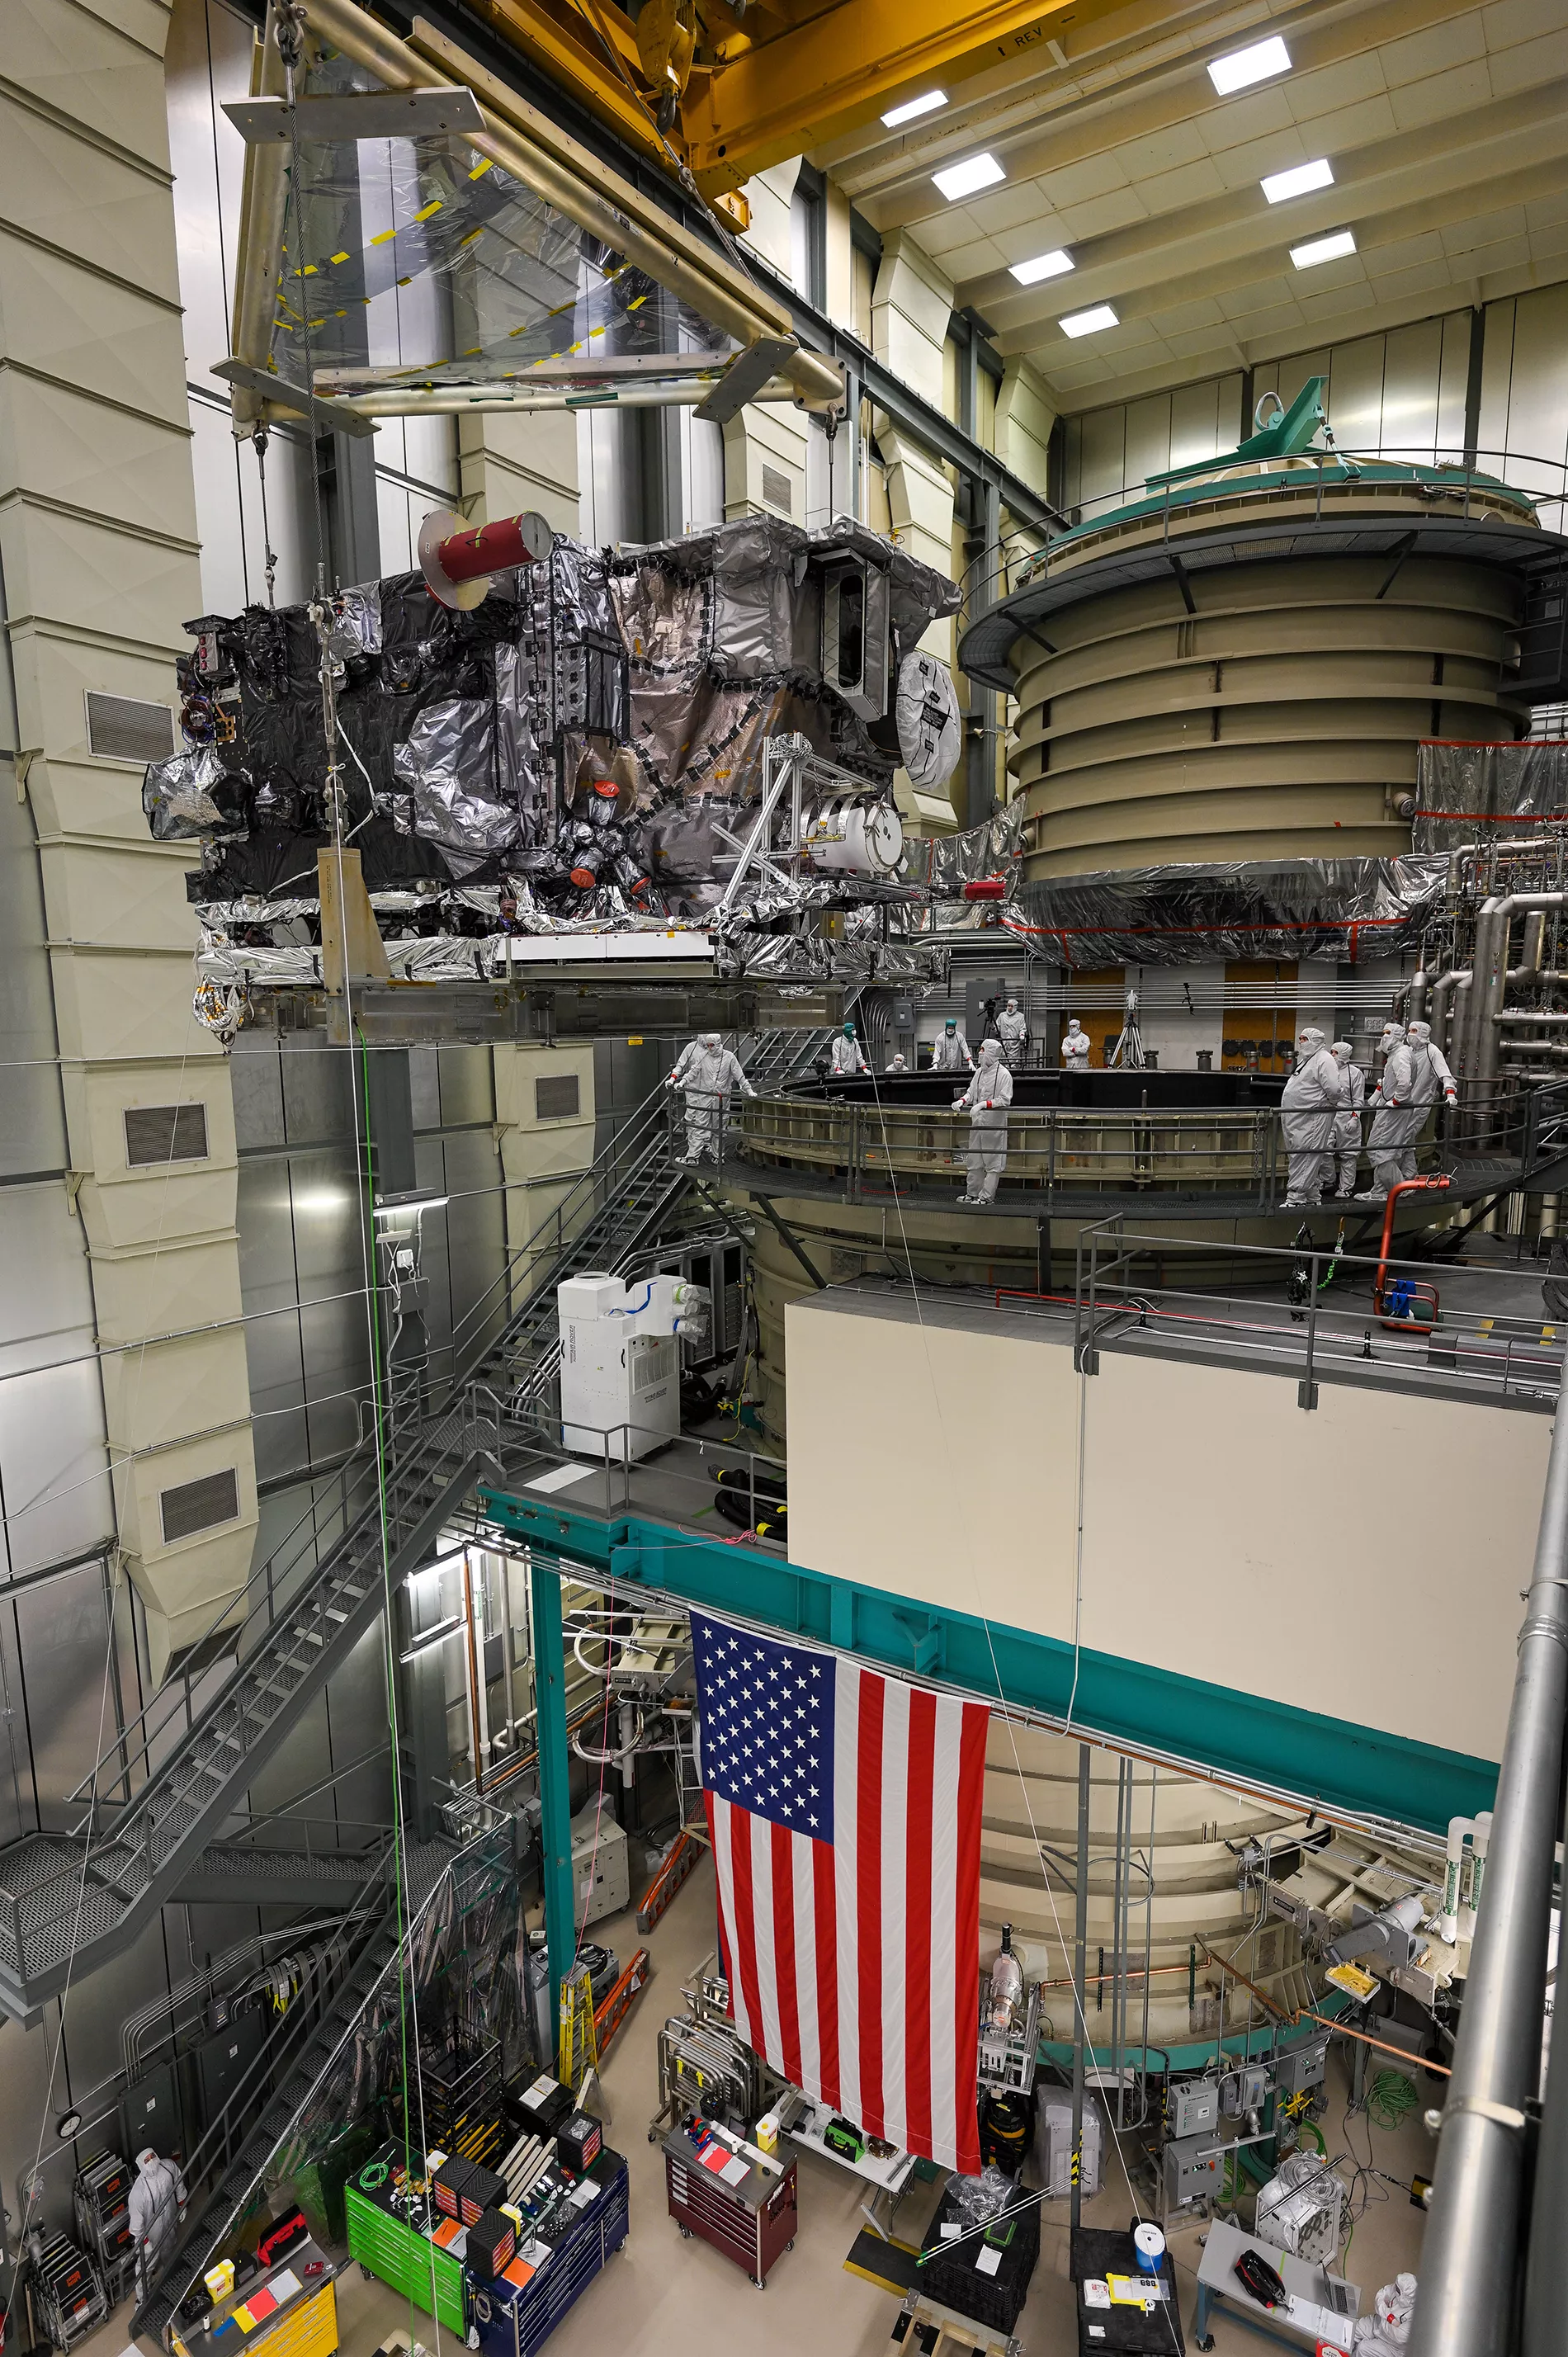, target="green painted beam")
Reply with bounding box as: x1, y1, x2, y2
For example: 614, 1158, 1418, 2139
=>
529, 1557, 575, 2063
483, 1490, 1495, 1836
